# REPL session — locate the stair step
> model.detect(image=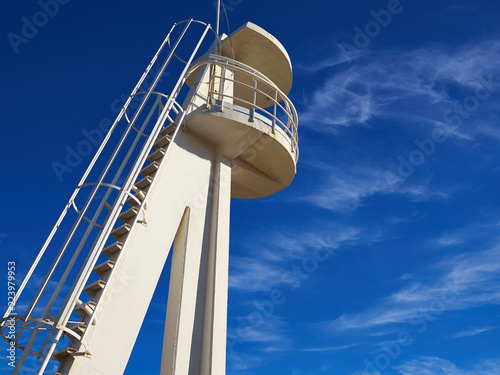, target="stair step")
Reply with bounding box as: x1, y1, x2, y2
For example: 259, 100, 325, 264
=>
52, 347, 77, 362
102, 242, 123, 257
119, 206, 139, 222
147, 148, 166, 162
68, 323, 86, 335
154, 134, 172, 149
74, 301, 96, 318
111, 223, 131, 240
93, 260, 115, 277
160, 123, 176, 136
126, 190, 146, 207
134, 175, 153, 190
83, 279, 106, 295
140, 161, 159, 176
